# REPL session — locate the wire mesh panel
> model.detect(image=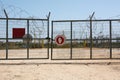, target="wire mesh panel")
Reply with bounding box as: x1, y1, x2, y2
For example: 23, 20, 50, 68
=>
0, 20, 6, 38
7, 20, 27, 58
92, 21, 110, 58
51, 22, 71, 59
0, 39, 6, 59
72, 22, 90, 59
112, 21, 120, 58
29, 20, 48, 58
0, 20, 7, 59
0, 18, 49, 60
8, 40, 27, 59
